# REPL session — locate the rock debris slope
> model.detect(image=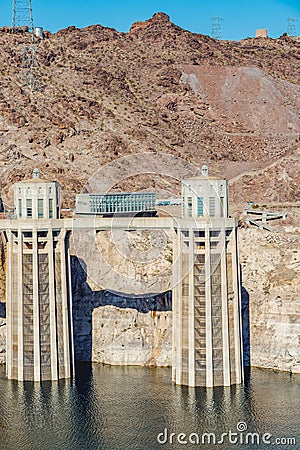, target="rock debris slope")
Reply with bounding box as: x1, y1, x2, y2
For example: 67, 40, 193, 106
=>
0, 12, 299, 206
